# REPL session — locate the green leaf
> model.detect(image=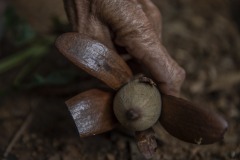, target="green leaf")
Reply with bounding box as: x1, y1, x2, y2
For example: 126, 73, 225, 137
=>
0, 44, 48, 74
